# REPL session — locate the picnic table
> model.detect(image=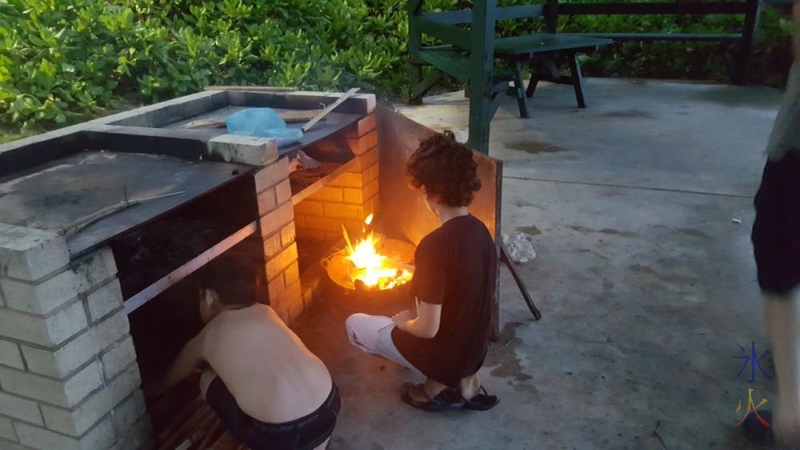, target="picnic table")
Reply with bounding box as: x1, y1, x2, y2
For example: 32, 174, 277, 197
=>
494, 34, 612, 117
